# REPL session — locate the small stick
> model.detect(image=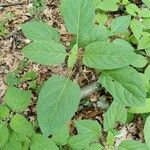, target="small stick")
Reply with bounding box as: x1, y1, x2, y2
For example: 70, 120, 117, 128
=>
80, 82, 101, 99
